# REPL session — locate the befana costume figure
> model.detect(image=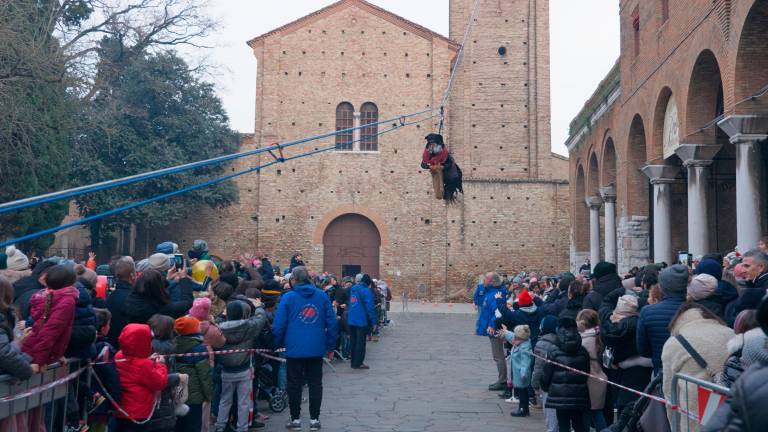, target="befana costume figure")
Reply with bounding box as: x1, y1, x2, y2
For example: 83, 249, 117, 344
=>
420, 133, 463, 203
